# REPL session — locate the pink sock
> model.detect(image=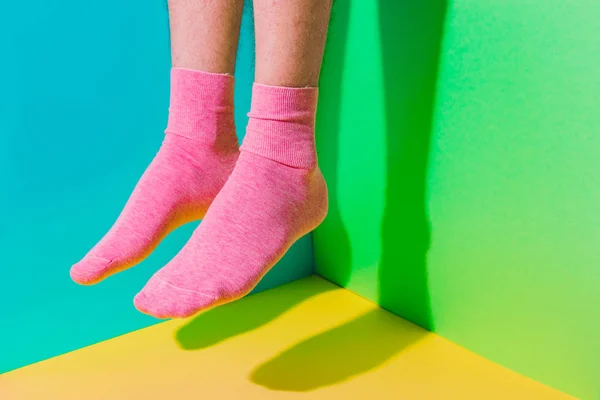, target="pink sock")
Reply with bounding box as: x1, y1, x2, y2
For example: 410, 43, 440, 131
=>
70, 68, 239, 285
134, 83, 328, 318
